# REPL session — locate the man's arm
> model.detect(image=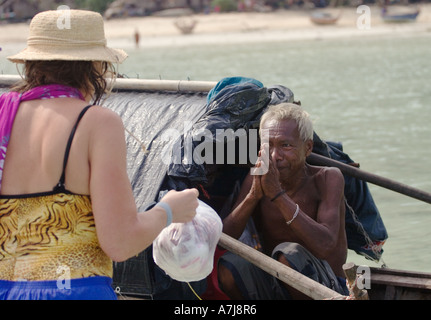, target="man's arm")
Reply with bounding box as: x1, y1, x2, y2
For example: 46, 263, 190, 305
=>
222, 173, 262, 239
273, 167, 345, 260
